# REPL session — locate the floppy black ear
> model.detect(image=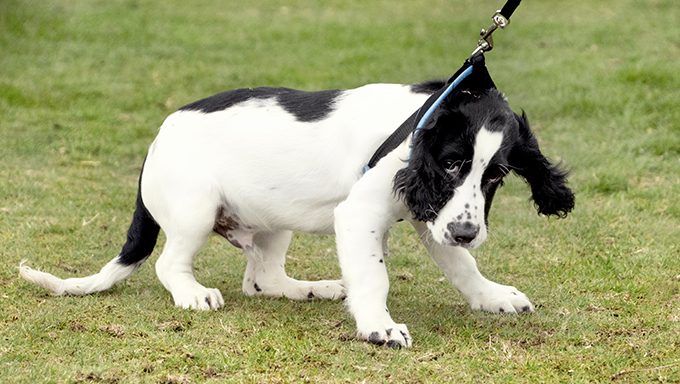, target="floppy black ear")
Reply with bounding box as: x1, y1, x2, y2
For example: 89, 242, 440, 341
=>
393, 126, 454, 222
509, 112, 575, 217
